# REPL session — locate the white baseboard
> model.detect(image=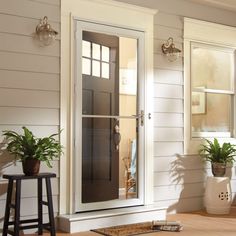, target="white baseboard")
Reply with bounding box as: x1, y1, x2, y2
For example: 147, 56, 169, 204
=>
58, 205, 167, 233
